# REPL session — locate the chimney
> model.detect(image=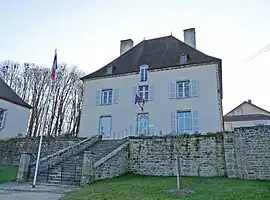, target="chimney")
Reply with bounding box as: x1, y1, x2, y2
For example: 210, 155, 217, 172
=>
248, 99, 252, 104
120, 39, 134, 55
183, 28, 196, 49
